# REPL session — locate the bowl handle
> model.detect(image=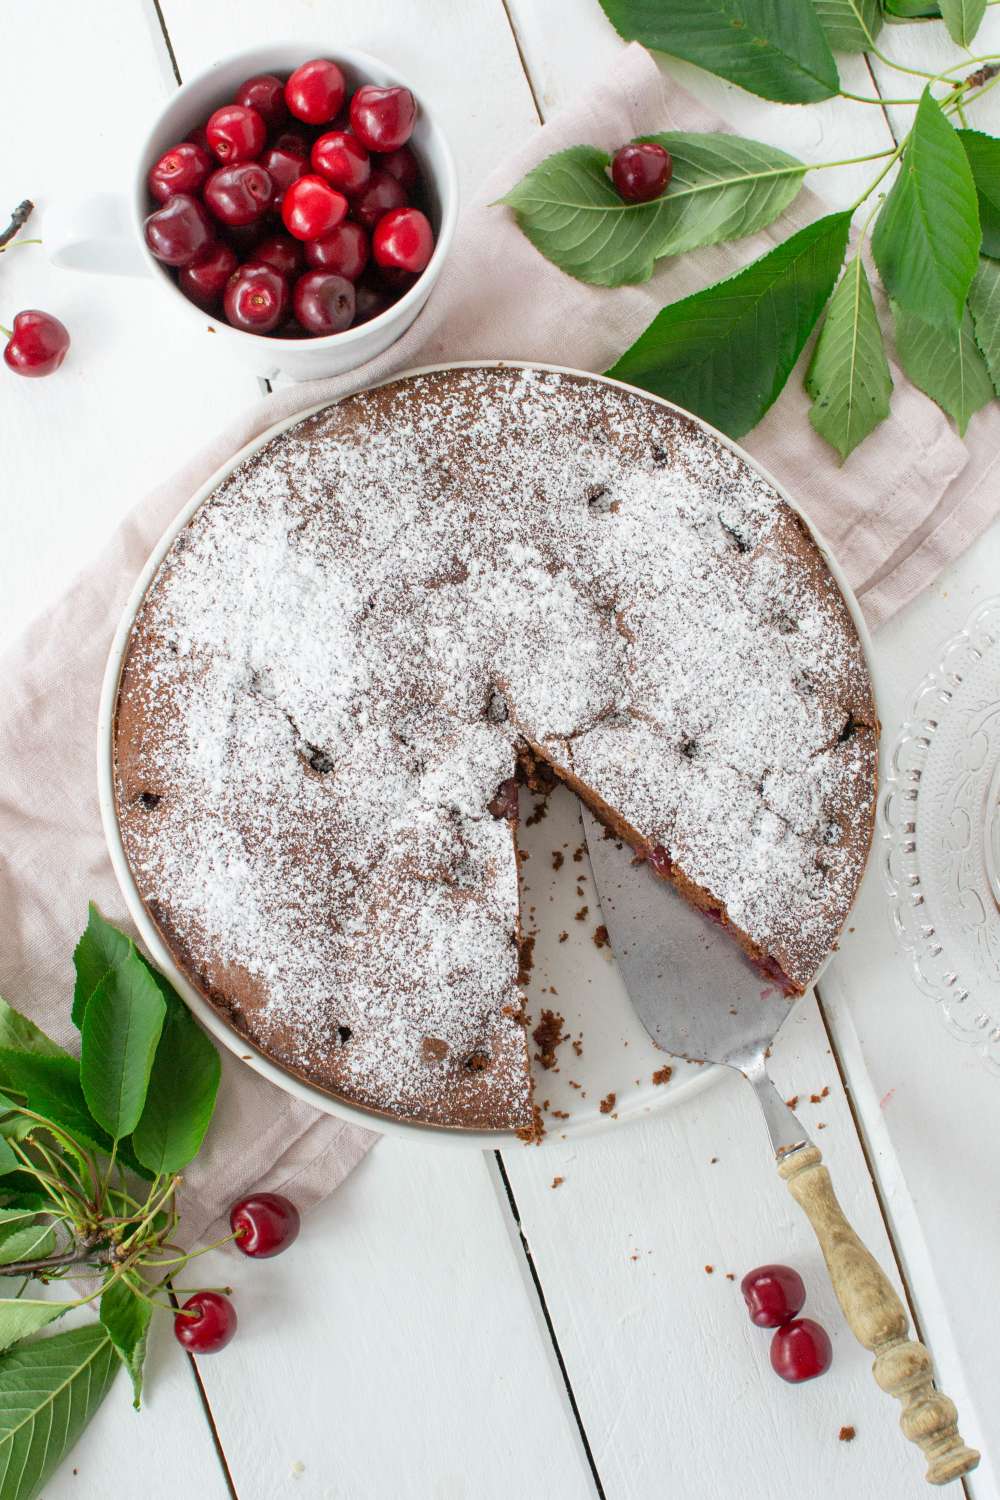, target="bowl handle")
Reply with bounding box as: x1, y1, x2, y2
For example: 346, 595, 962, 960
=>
46, 194, 148, 277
